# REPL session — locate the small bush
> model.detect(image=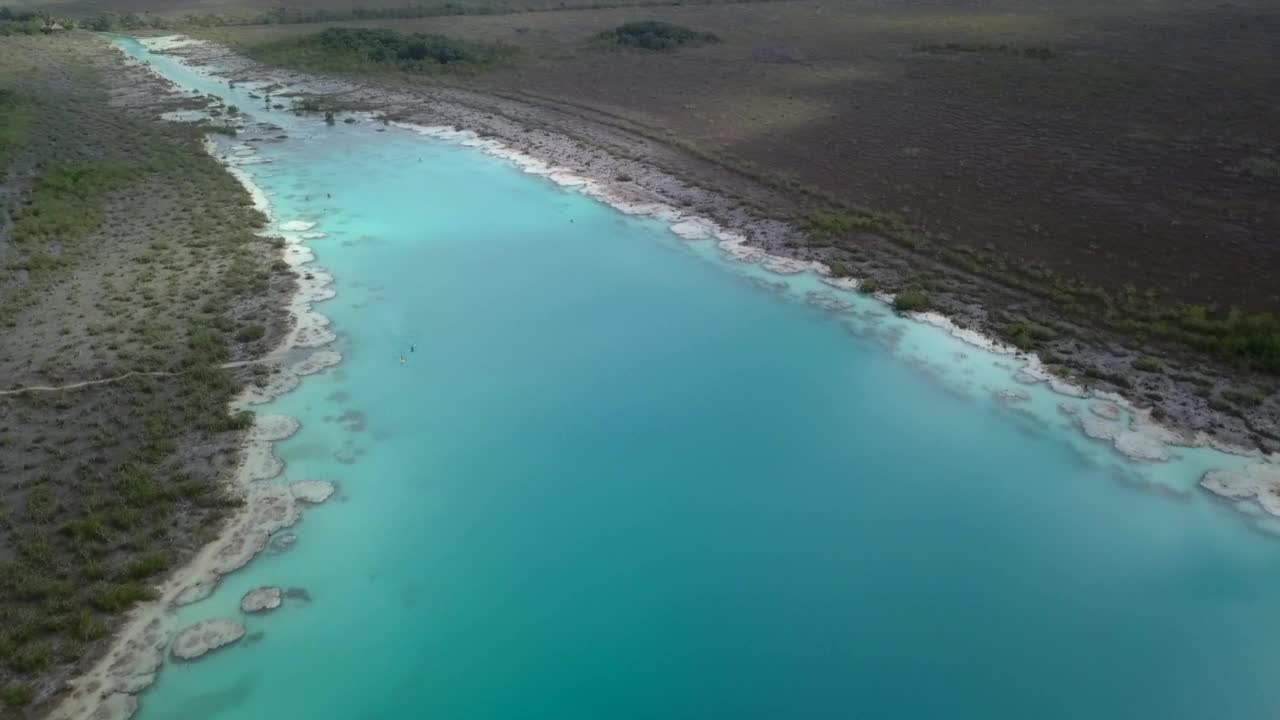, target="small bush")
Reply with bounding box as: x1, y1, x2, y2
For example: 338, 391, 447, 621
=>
9, 643, 50, 673
254, 27, 516, 75
2, 684, 34, 707
1237, 156, 1280, 180
1132, 356, 1162, 373
89, 582, 156, 613
122, 551, 170, 580
893, 289, 930, 313
209, 409, 254, 433
917, 42, 1055, 60
235, 324, 266, 343
1222, 389, 1265, 408
599, 21, 719, 51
